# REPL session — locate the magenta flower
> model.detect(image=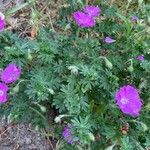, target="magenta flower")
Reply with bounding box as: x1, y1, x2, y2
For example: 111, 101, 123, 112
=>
83, 5, 101, 17
0, 83, 8, 103
115, 85, 142, 117
1, 64, 21, 84
132, 16, 139, 22
0, 18, 5, 31
63, 125, 78, 144
104, 36, 116, 44
136, 55, 144, 61
0, 12, 5, 31
73, 11, 95, 28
